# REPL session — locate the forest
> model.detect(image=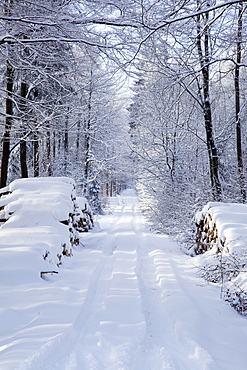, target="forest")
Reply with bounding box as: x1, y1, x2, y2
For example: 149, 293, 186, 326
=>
2, 3, 247, 368
0, 0, 247, 243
